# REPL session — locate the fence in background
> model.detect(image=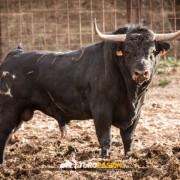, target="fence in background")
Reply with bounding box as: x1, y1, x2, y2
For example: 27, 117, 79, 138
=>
0, 0, 179, 60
